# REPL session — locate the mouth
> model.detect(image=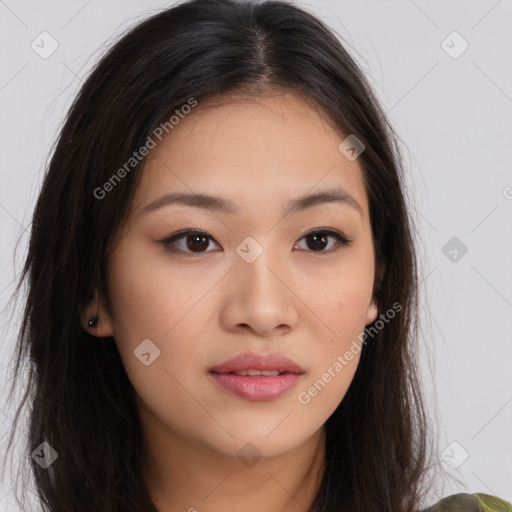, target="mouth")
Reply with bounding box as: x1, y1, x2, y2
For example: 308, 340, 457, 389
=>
209, 352, 305, 401
209, 352, 305, 375
211, 369, 295, 376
